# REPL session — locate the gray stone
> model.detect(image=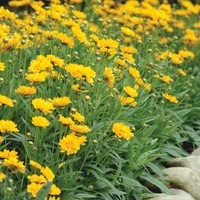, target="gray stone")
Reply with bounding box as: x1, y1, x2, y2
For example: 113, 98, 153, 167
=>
148, 189, 195, 200
163, 167, 200, 200
191, 147, 200, 156
168, 156, 200, 178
